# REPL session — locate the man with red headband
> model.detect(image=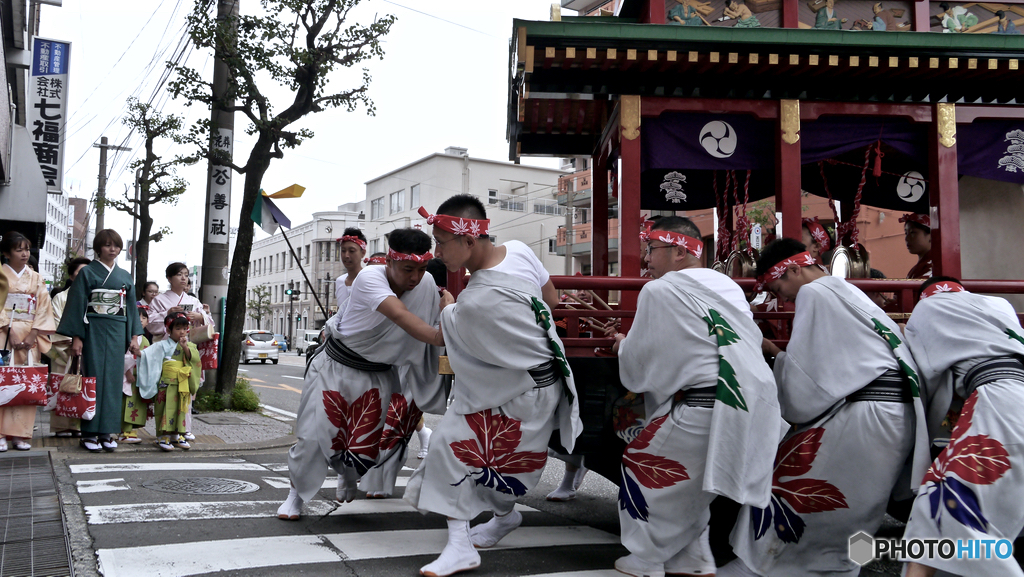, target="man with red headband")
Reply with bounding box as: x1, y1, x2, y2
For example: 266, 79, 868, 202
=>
721, 238, 928, 577
801, 217, 832, 266
900, 213, 932, 279
335, 227, 367, 309
609, 216, 782, 577
900, 277, 1024, 577
405, 194, 582, 577
277, 228, 453, 521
